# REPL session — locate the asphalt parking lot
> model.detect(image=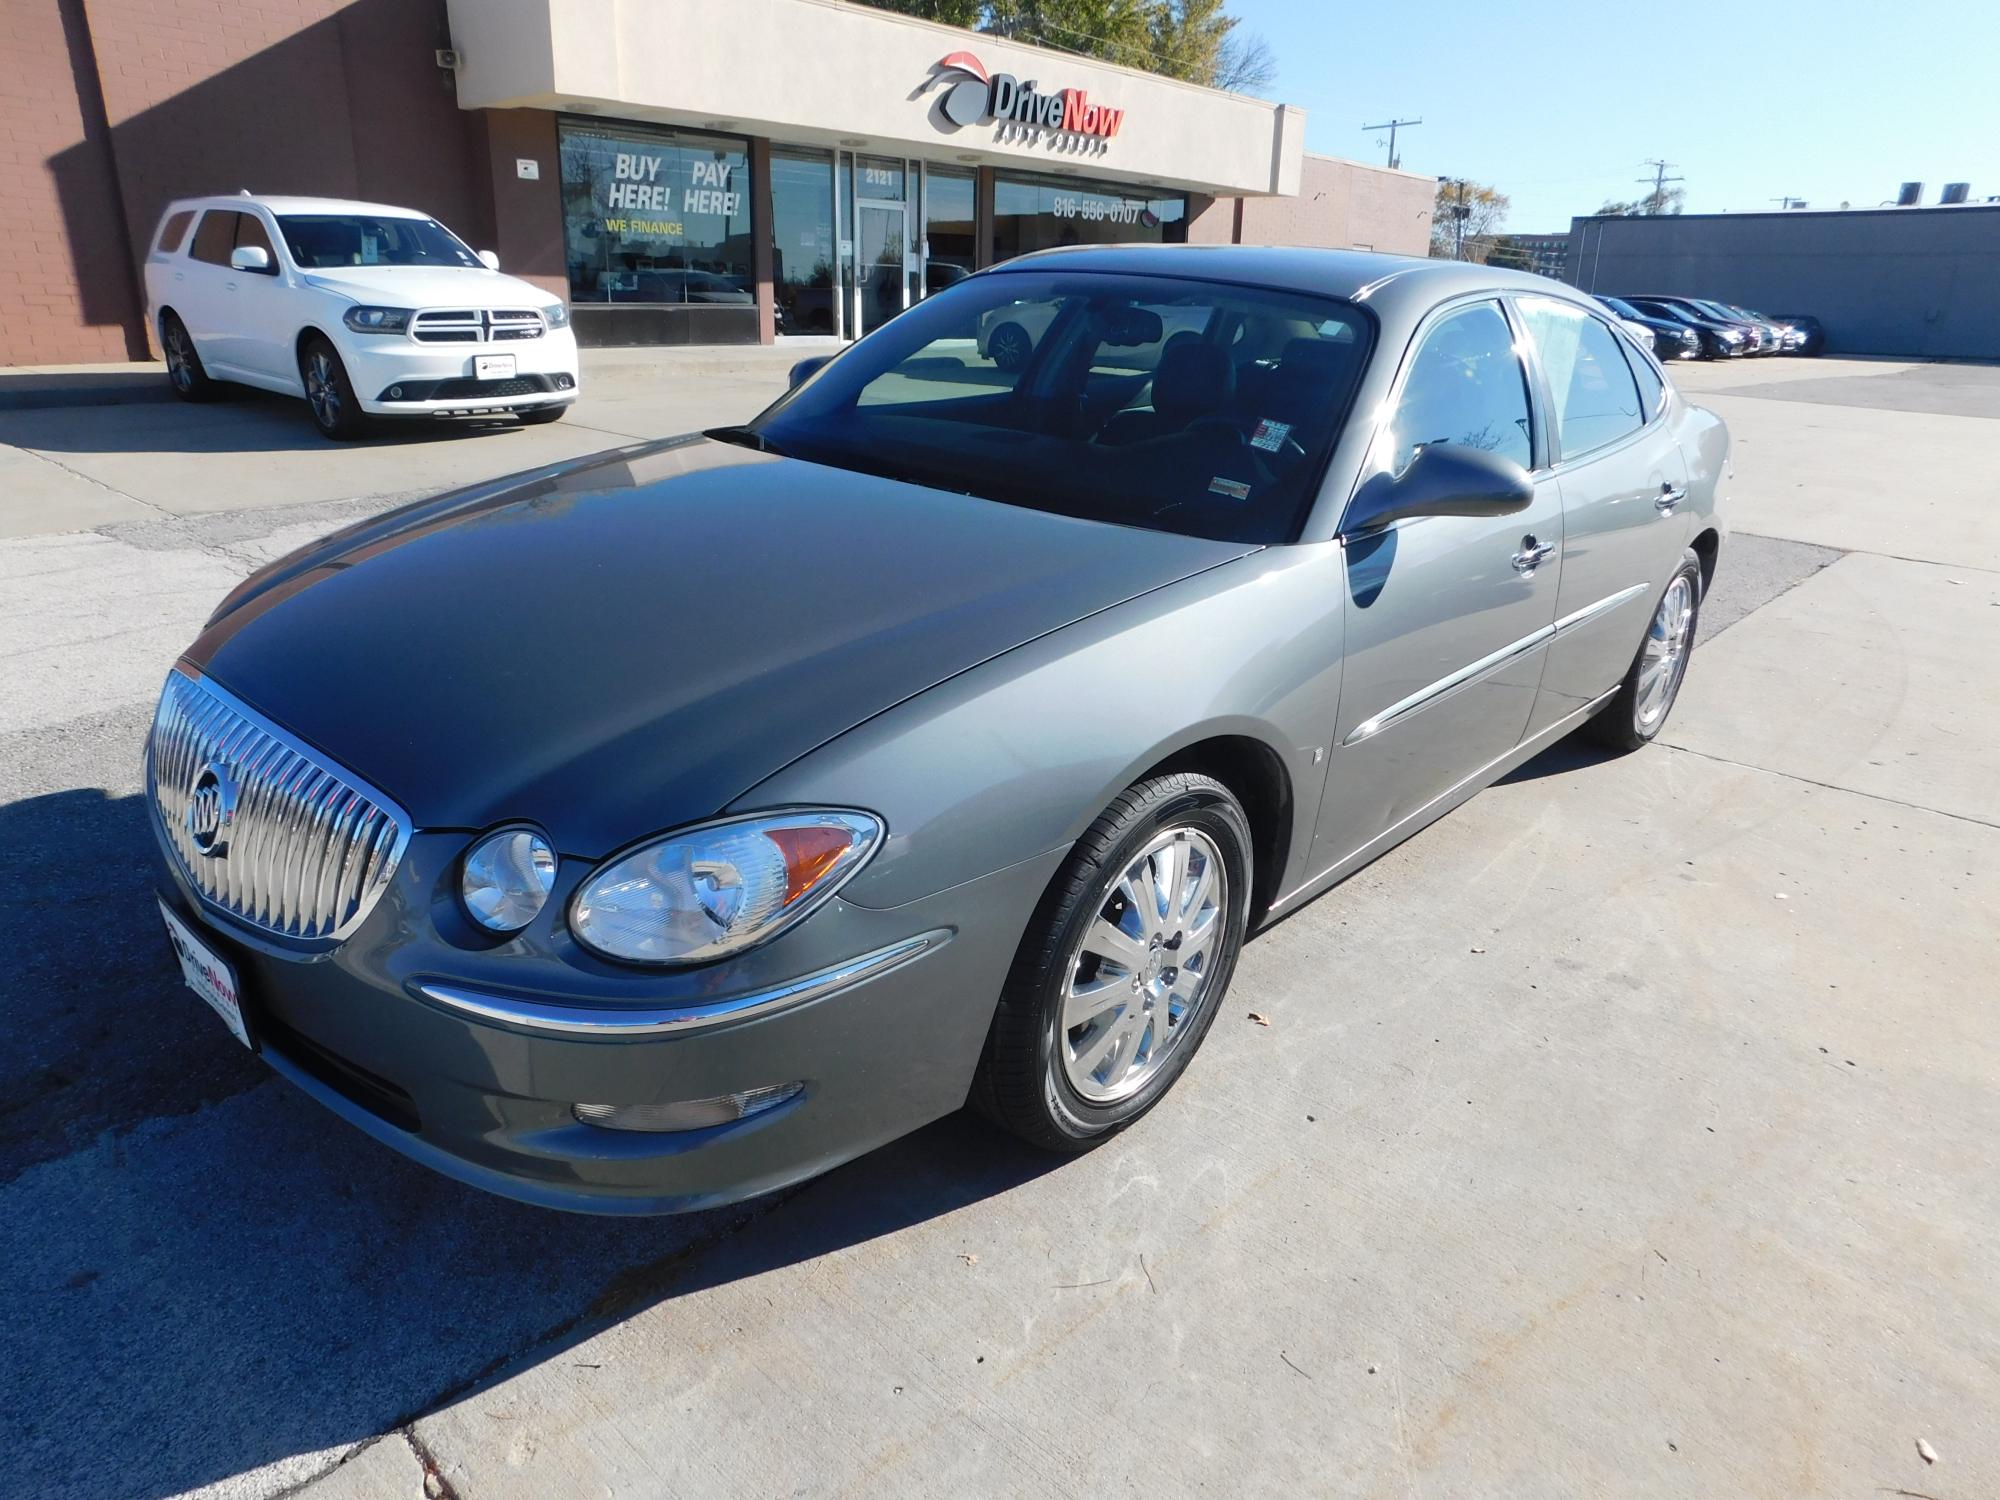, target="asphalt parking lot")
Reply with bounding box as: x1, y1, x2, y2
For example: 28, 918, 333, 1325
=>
3, 351, 1996, 1499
